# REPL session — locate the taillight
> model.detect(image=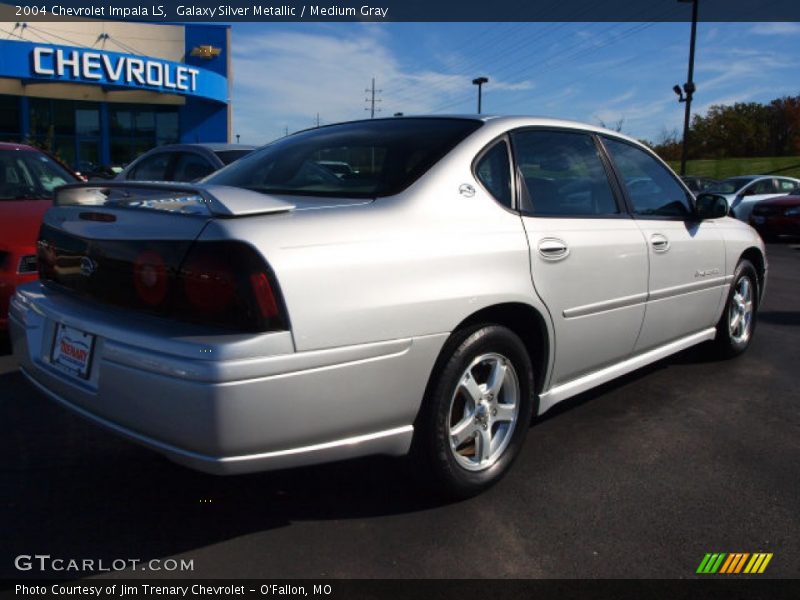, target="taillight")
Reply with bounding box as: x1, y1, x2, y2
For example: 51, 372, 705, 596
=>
175, 241, 287, 332
36, 223, 287, 334
181, 252, 236, 314
133, 250, 169, 307
17, 255, 38, 274
250, 272, 279, 319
